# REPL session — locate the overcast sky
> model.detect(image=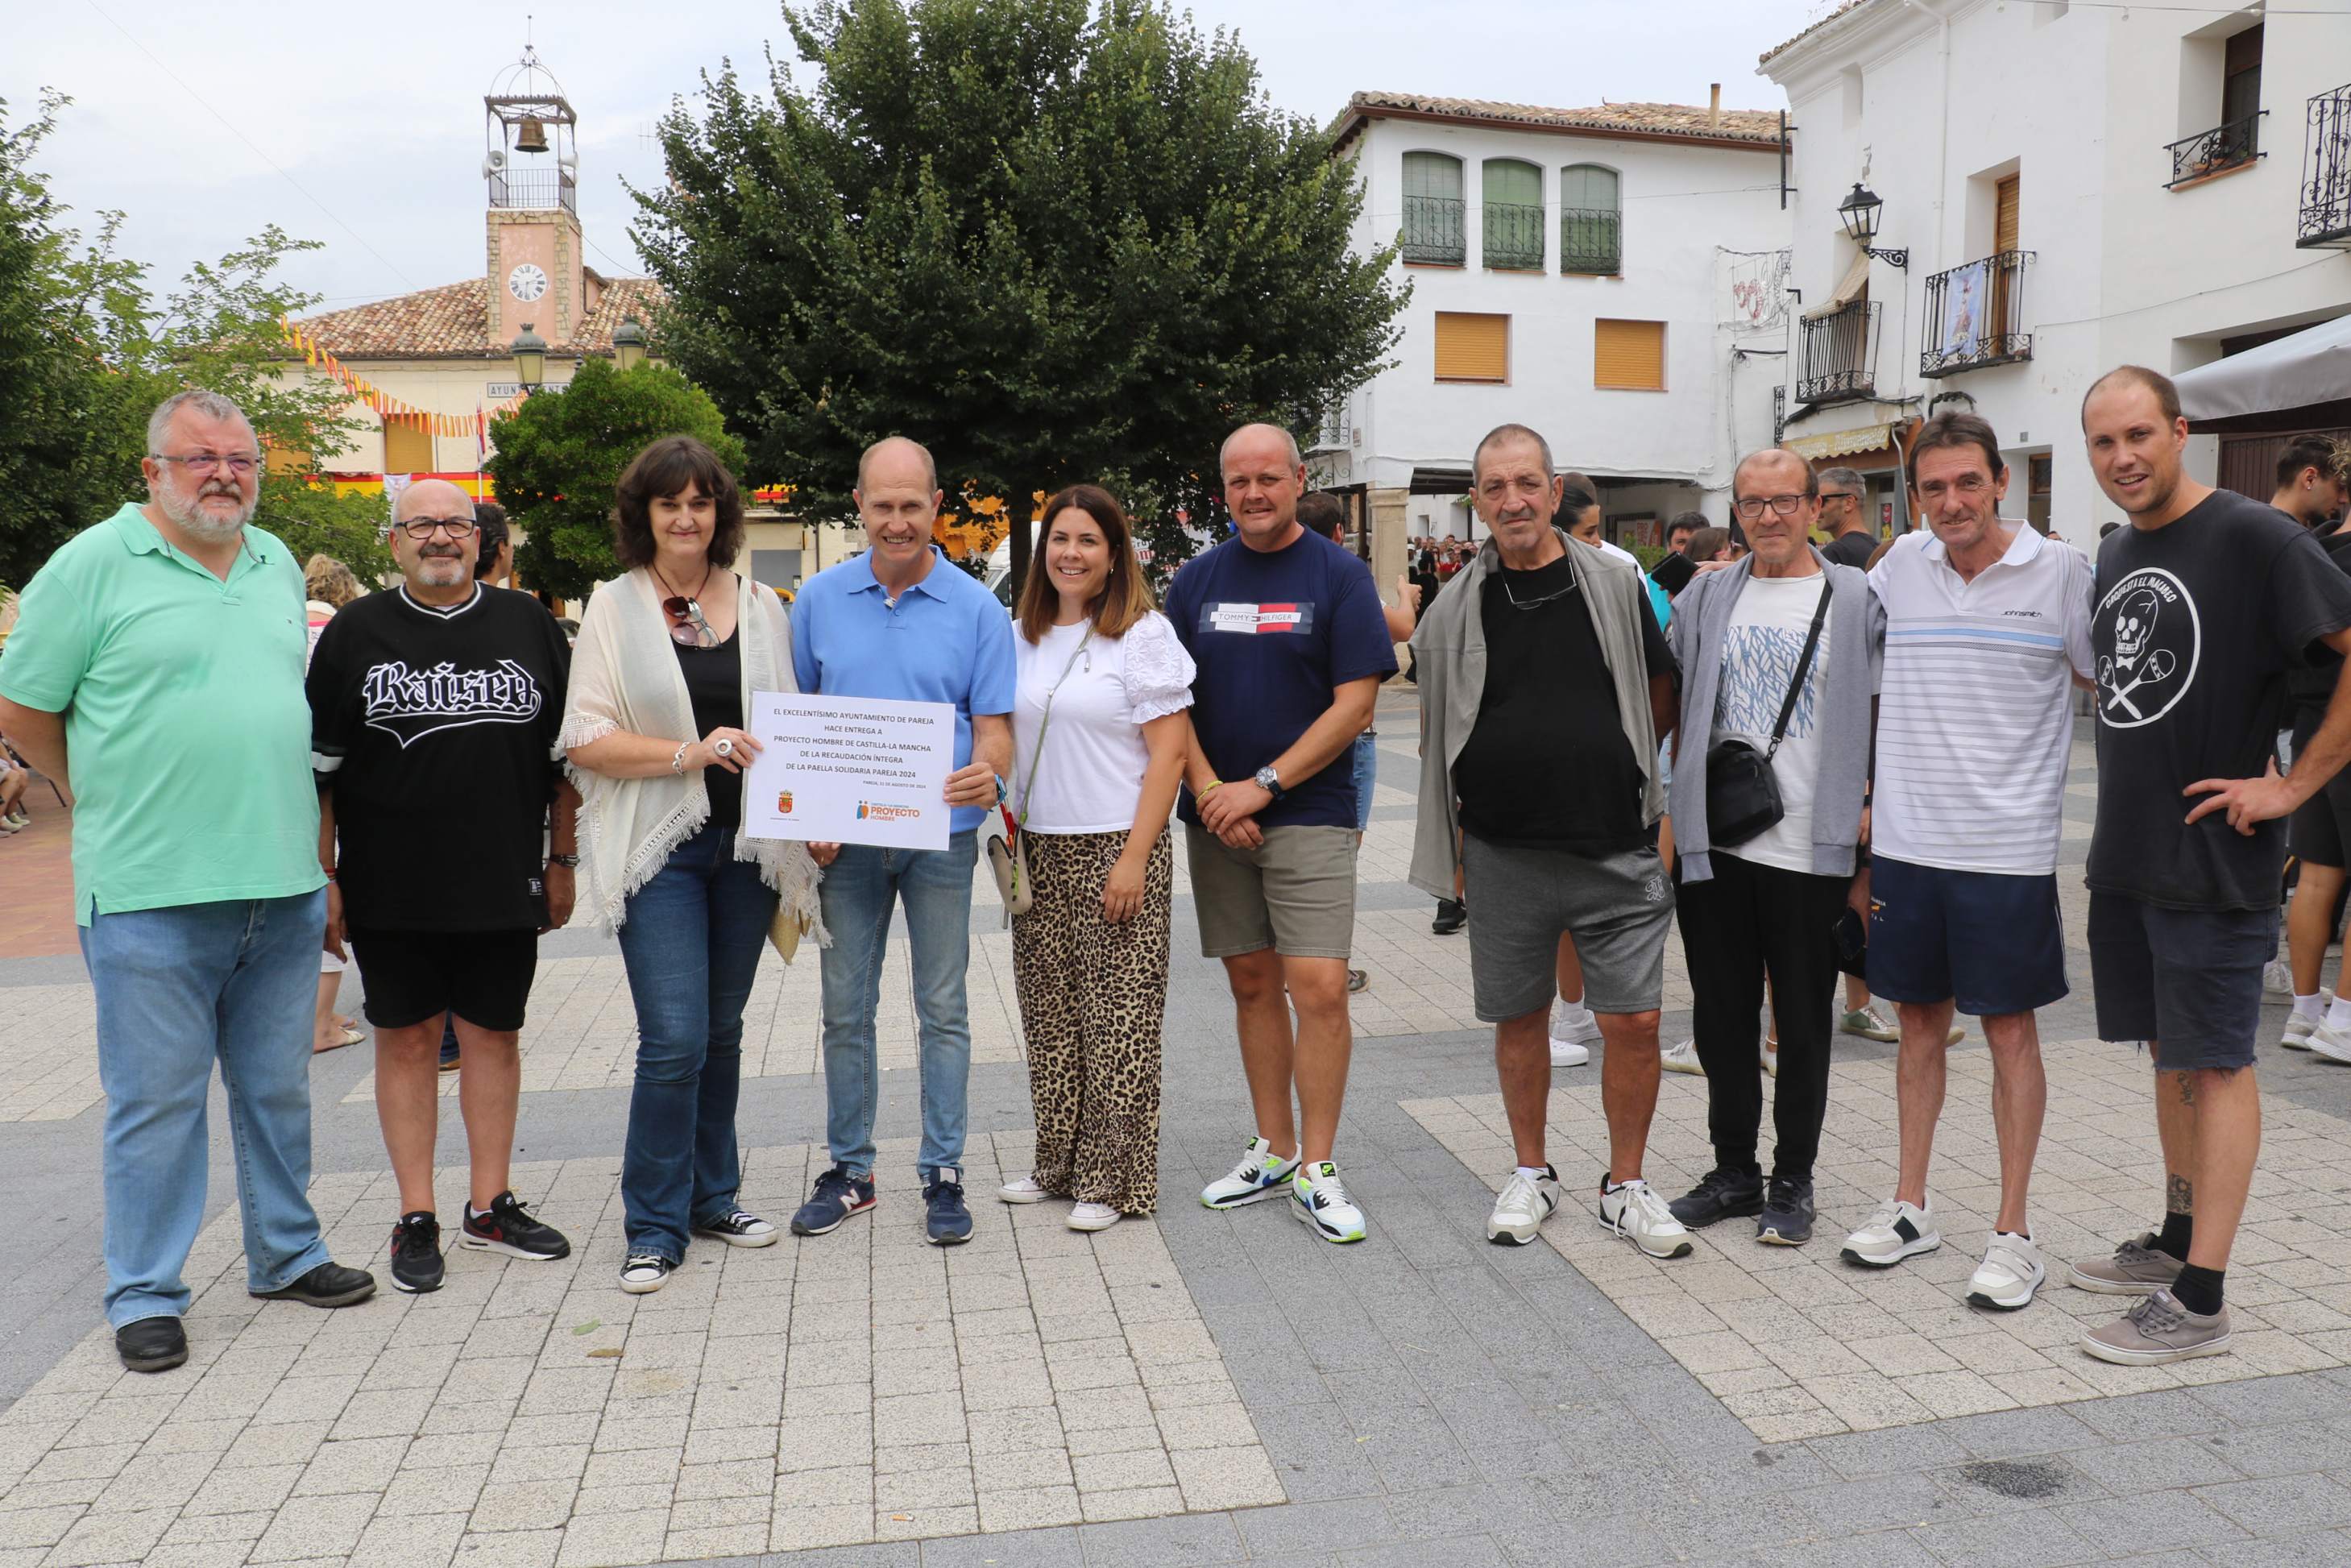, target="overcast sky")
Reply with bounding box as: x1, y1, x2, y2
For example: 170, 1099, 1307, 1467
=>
10, 0, 1828, 313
